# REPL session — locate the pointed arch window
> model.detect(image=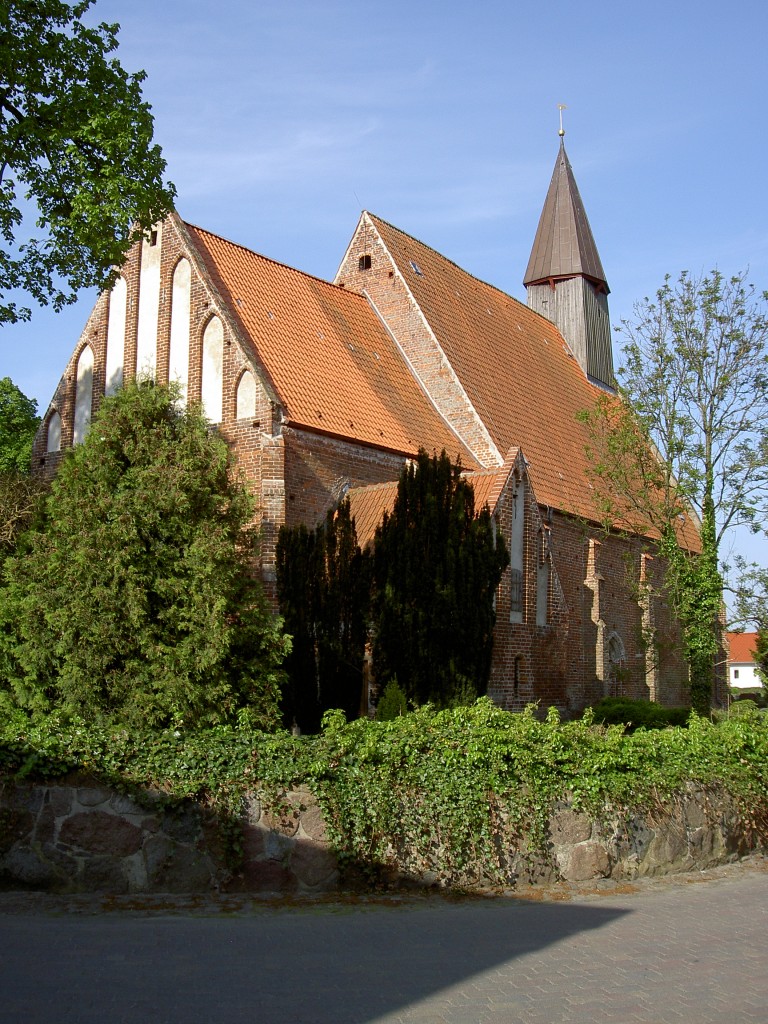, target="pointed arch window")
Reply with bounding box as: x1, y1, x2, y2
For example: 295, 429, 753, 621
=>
46, 410, 62, 453
73, 345, 94, 444
509, 474, 525, 623
105, 275, 126, 396
169, 258, 191, 403
236, 370, 257, 419
607, 631, 627, 696
136, 223, 162, 378
201, 316, 224, 423
536, 527, 550, 627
